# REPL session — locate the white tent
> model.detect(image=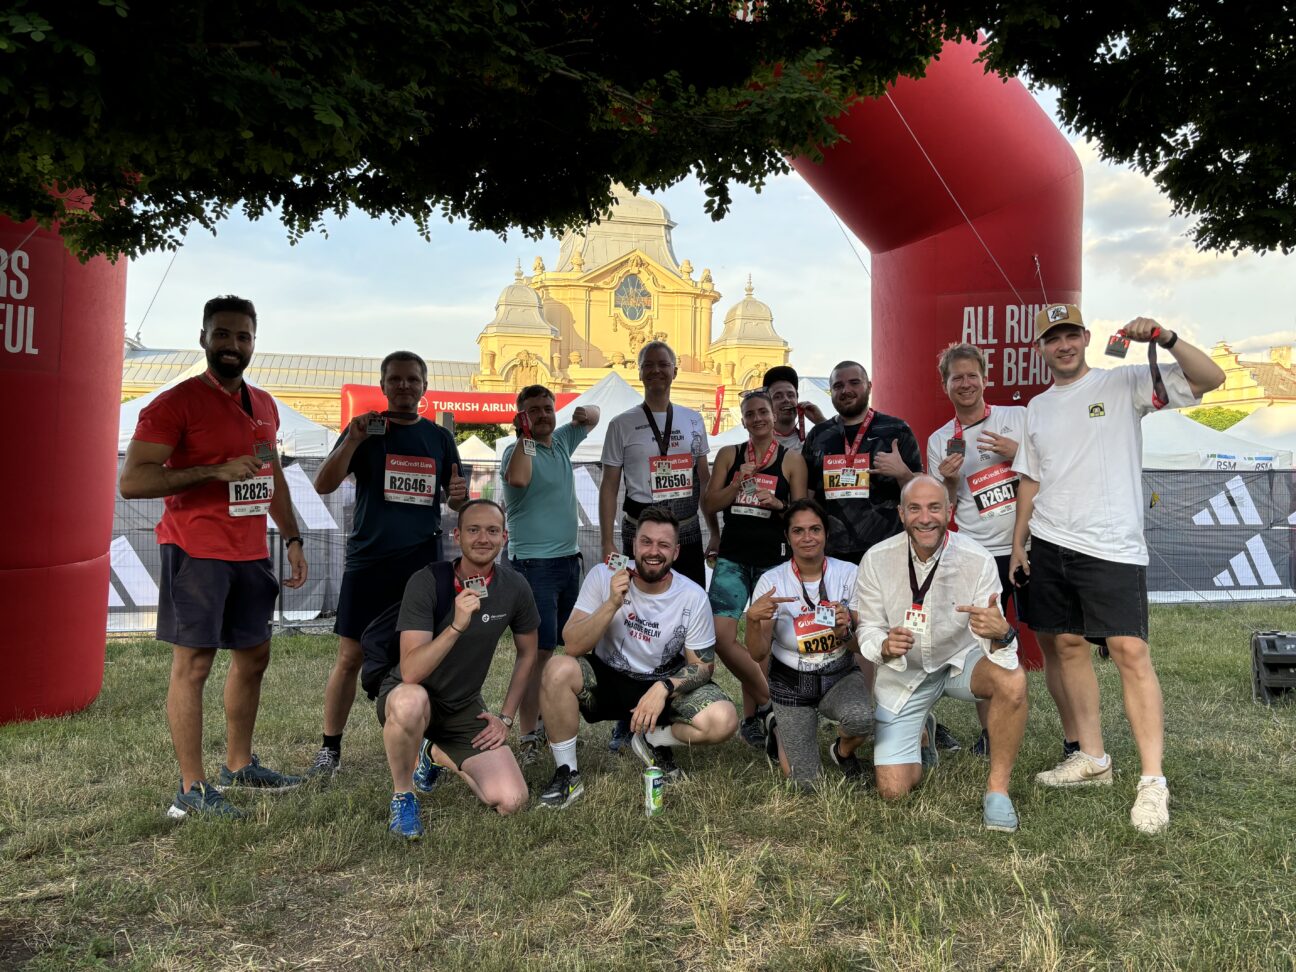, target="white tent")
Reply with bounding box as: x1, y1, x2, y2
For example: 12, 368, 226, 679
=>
708, 379, 837, 458
1141, 409, 1292, 470
494, 371, 646, 463
1228, 405, 1296, 455
118, 367, 336, 458
457, 433, 497, 462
